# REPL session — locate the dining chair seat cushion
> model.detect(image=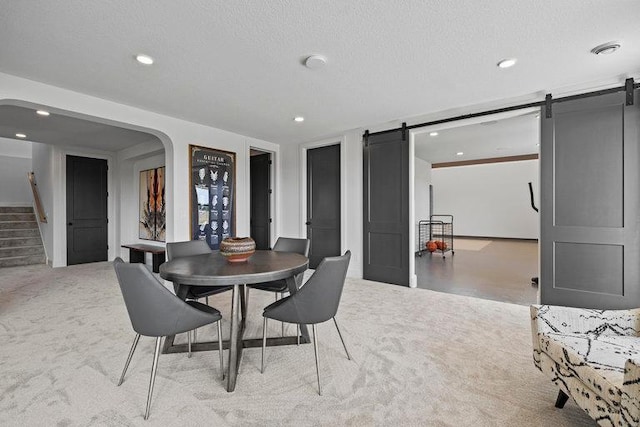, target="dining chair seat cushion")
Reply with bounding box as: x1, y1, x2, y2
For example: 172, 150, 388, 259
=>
249, 279, 288, 293
185, 285, 234, 300
185, 300, 223, 318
